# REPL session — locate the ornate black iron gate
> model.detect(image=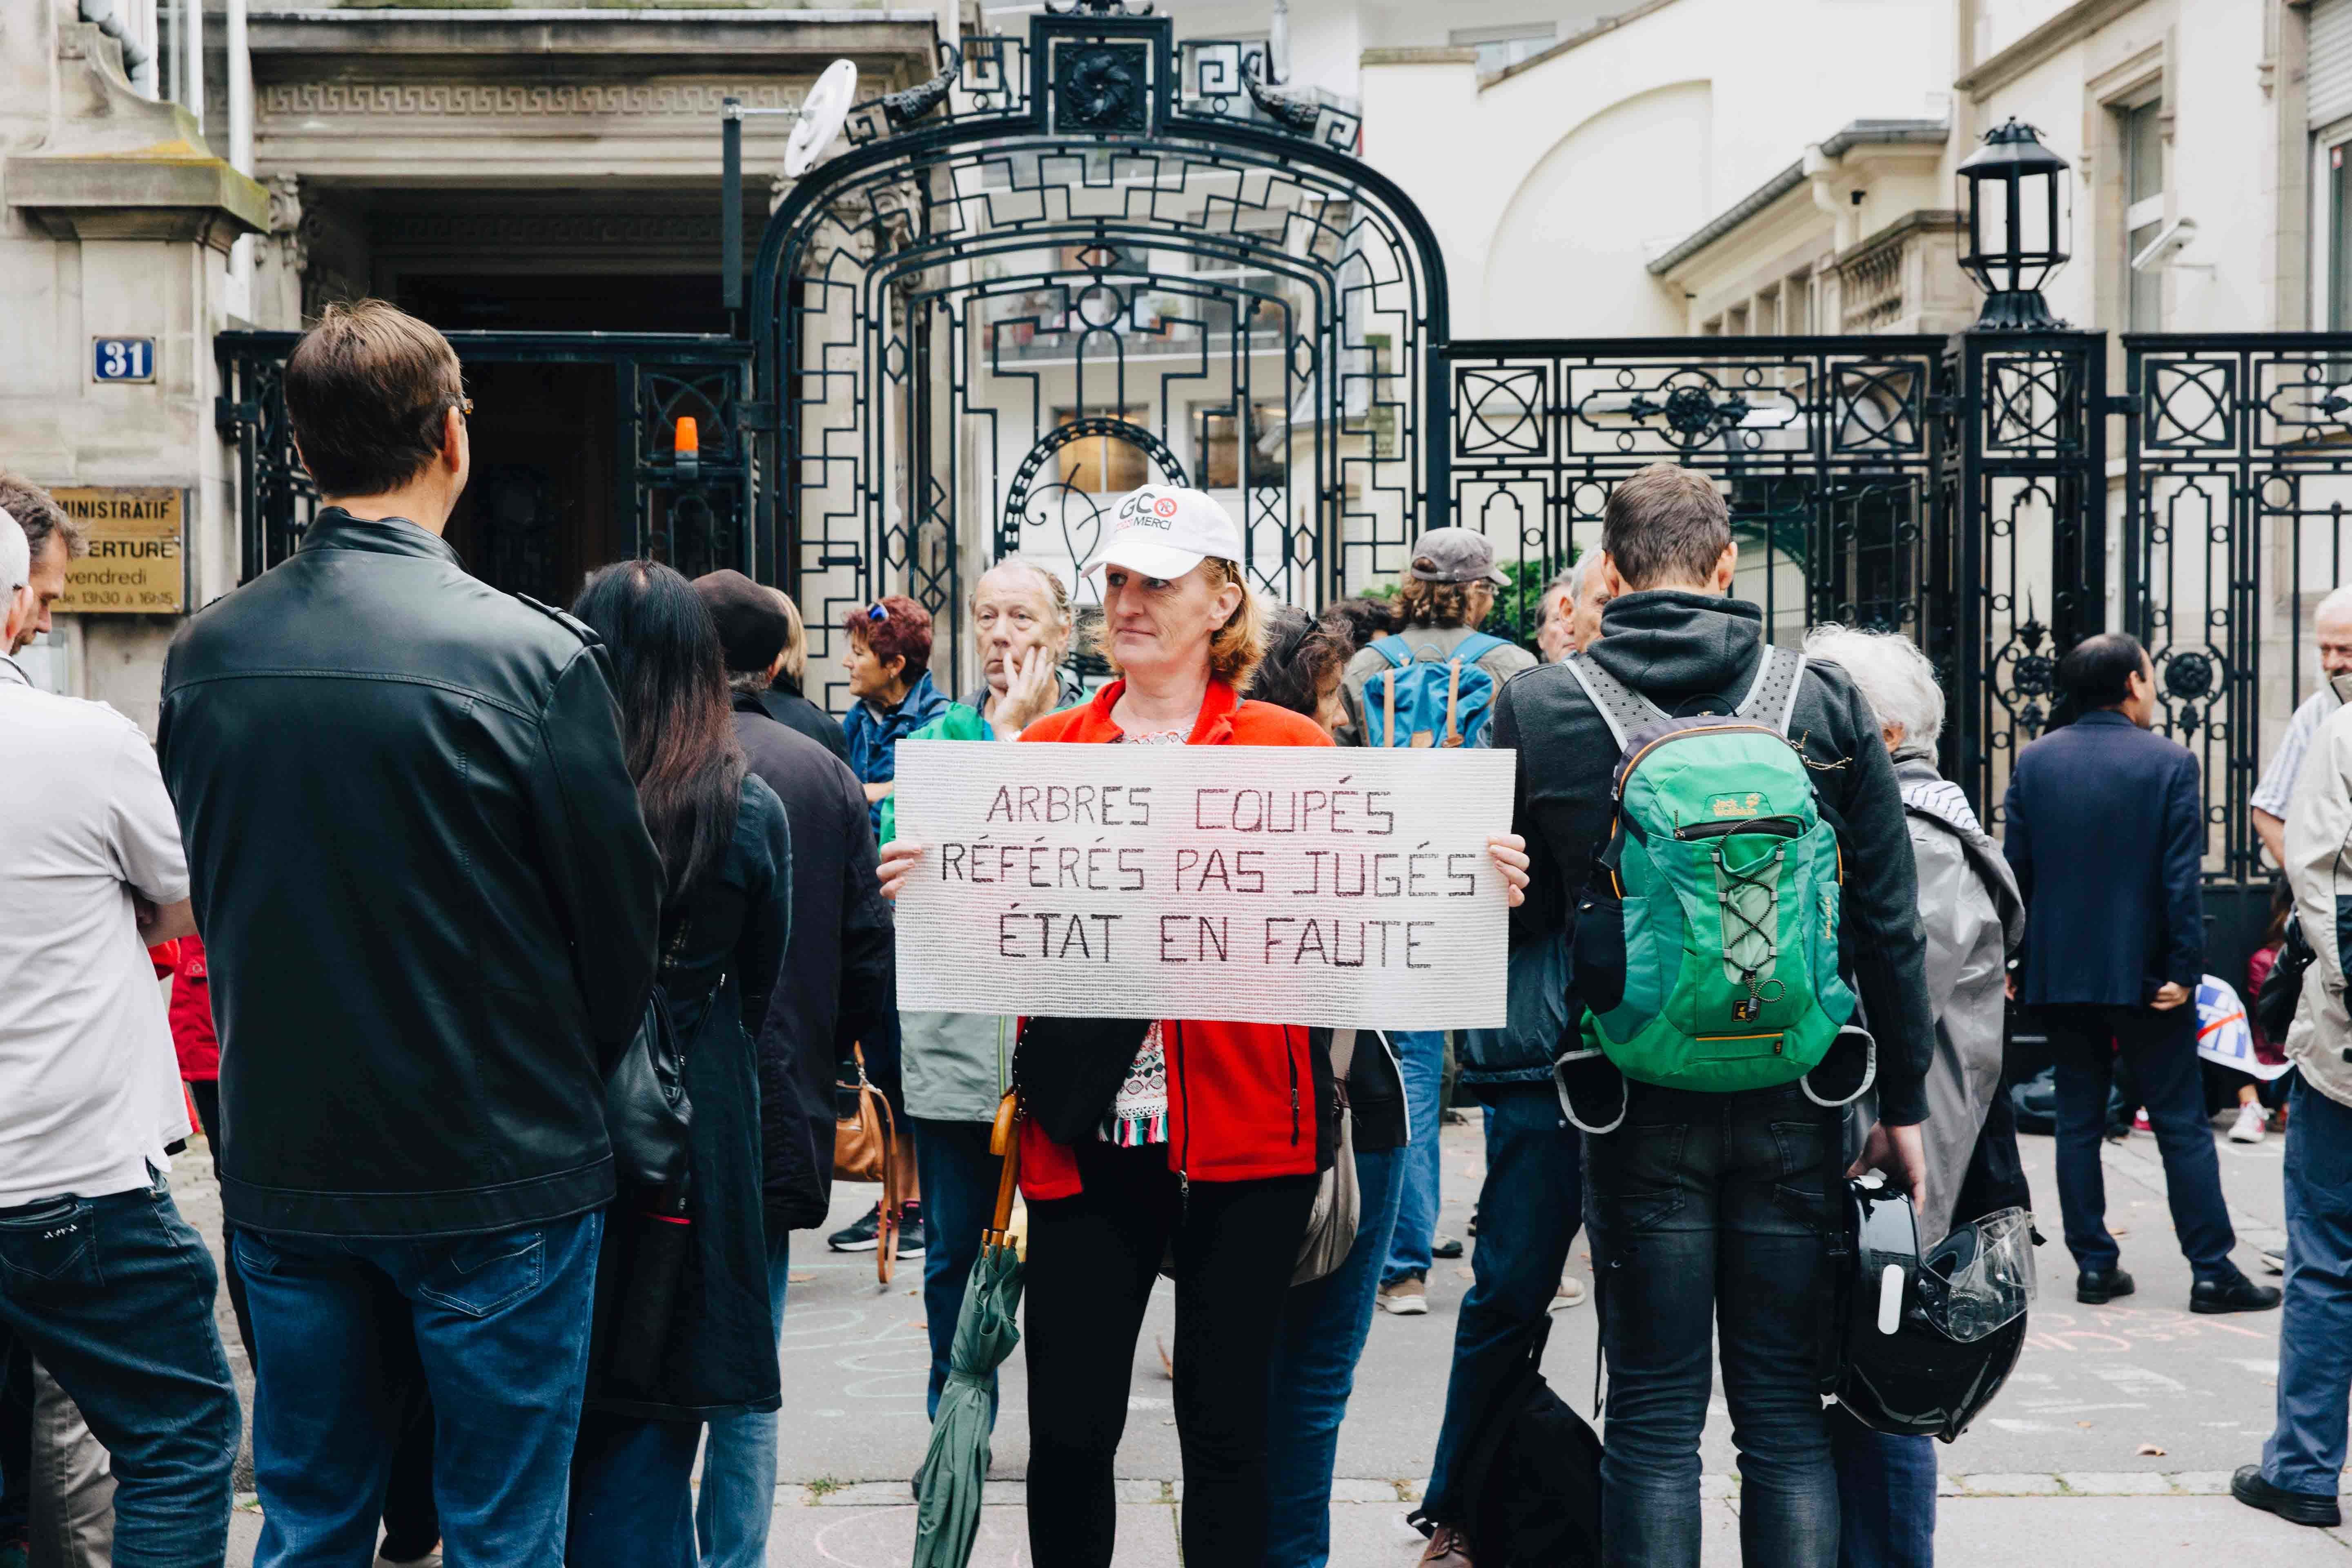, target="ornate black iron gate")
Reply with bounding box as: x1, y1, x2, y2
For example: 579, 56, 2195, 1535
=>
748, 4, 1445, 708
2124, 334, 2352, 911
215, 330, 753, 599
1434, 332, 2107, 816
